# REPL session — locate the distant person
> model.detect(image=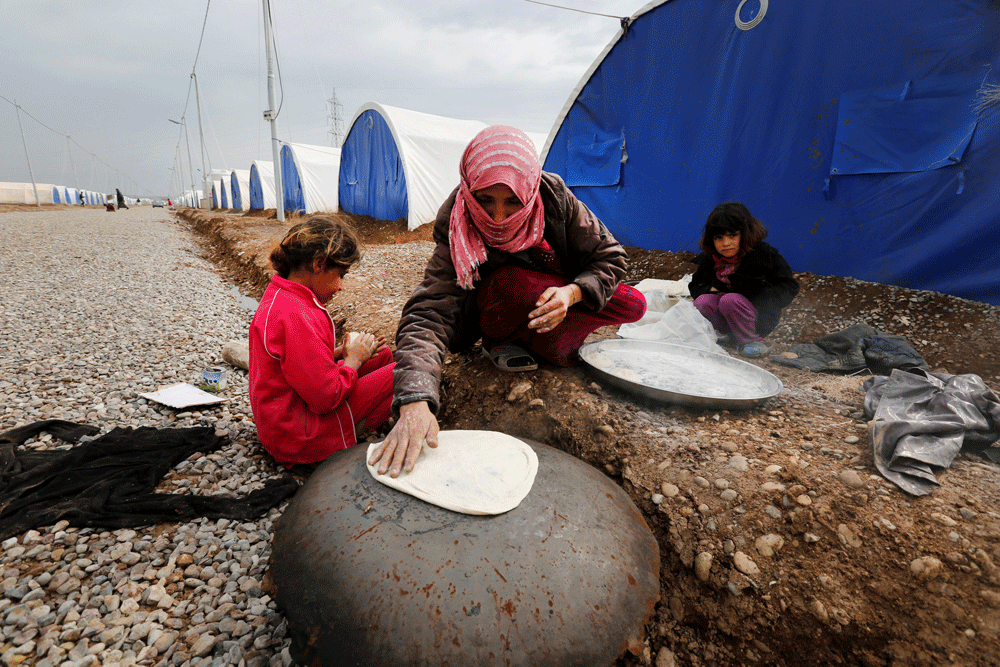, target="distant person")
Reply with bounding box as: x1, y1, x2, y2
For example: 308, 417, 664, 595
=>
167, 199, 172, 207
248, 216, 395, 468
105, 198, 115, 212
689, 202, 799, 358
369, 125, 645, 478
116, 189, 128, 210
